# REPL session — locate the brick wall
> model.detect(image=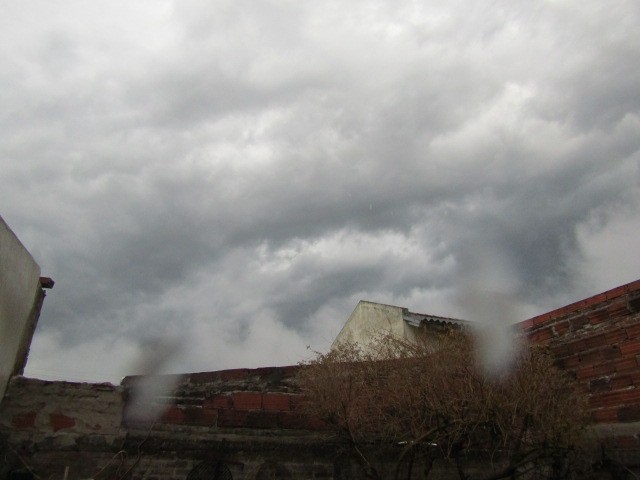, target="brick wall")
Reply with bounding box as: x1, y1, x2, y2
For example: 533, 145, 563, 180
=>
520, 279, 640, 455
0, 367, 342, 480
0, 377, 124, 449
122, 366, 324, 432
0, 366, 458, 479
